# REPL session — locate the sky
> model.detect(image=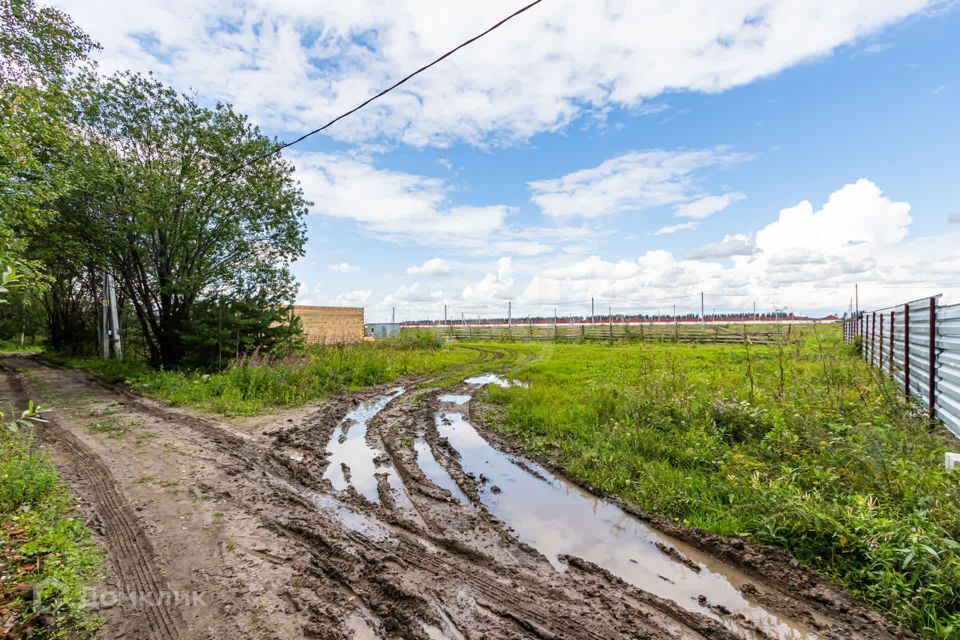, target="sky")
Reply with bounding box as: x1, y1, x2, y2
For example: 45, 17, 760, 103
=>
54, 0, 960, 322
